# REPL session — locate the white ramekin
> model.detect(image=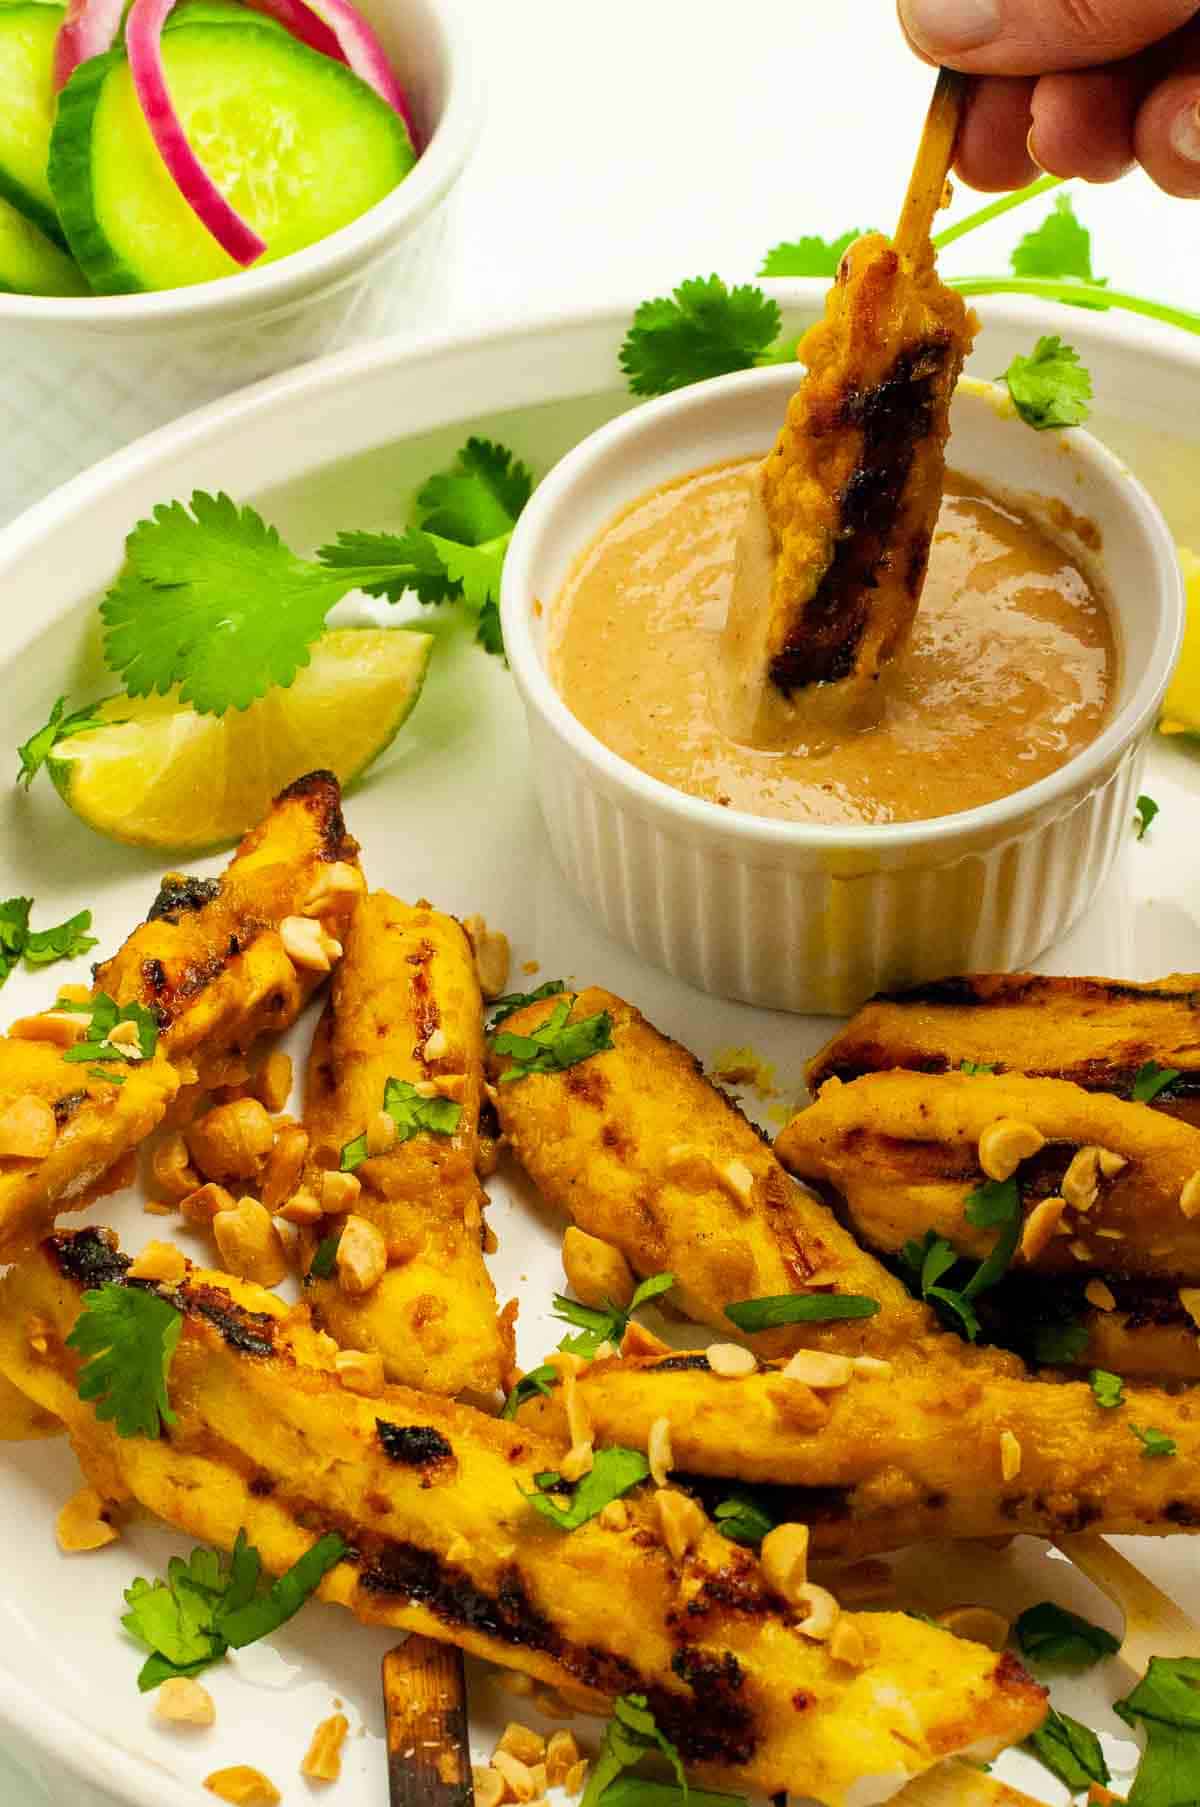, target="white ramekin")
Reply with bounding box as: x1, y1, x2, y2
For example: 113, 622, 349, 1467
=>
0, 0, 479, 519
502, 367, 1186, 1015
